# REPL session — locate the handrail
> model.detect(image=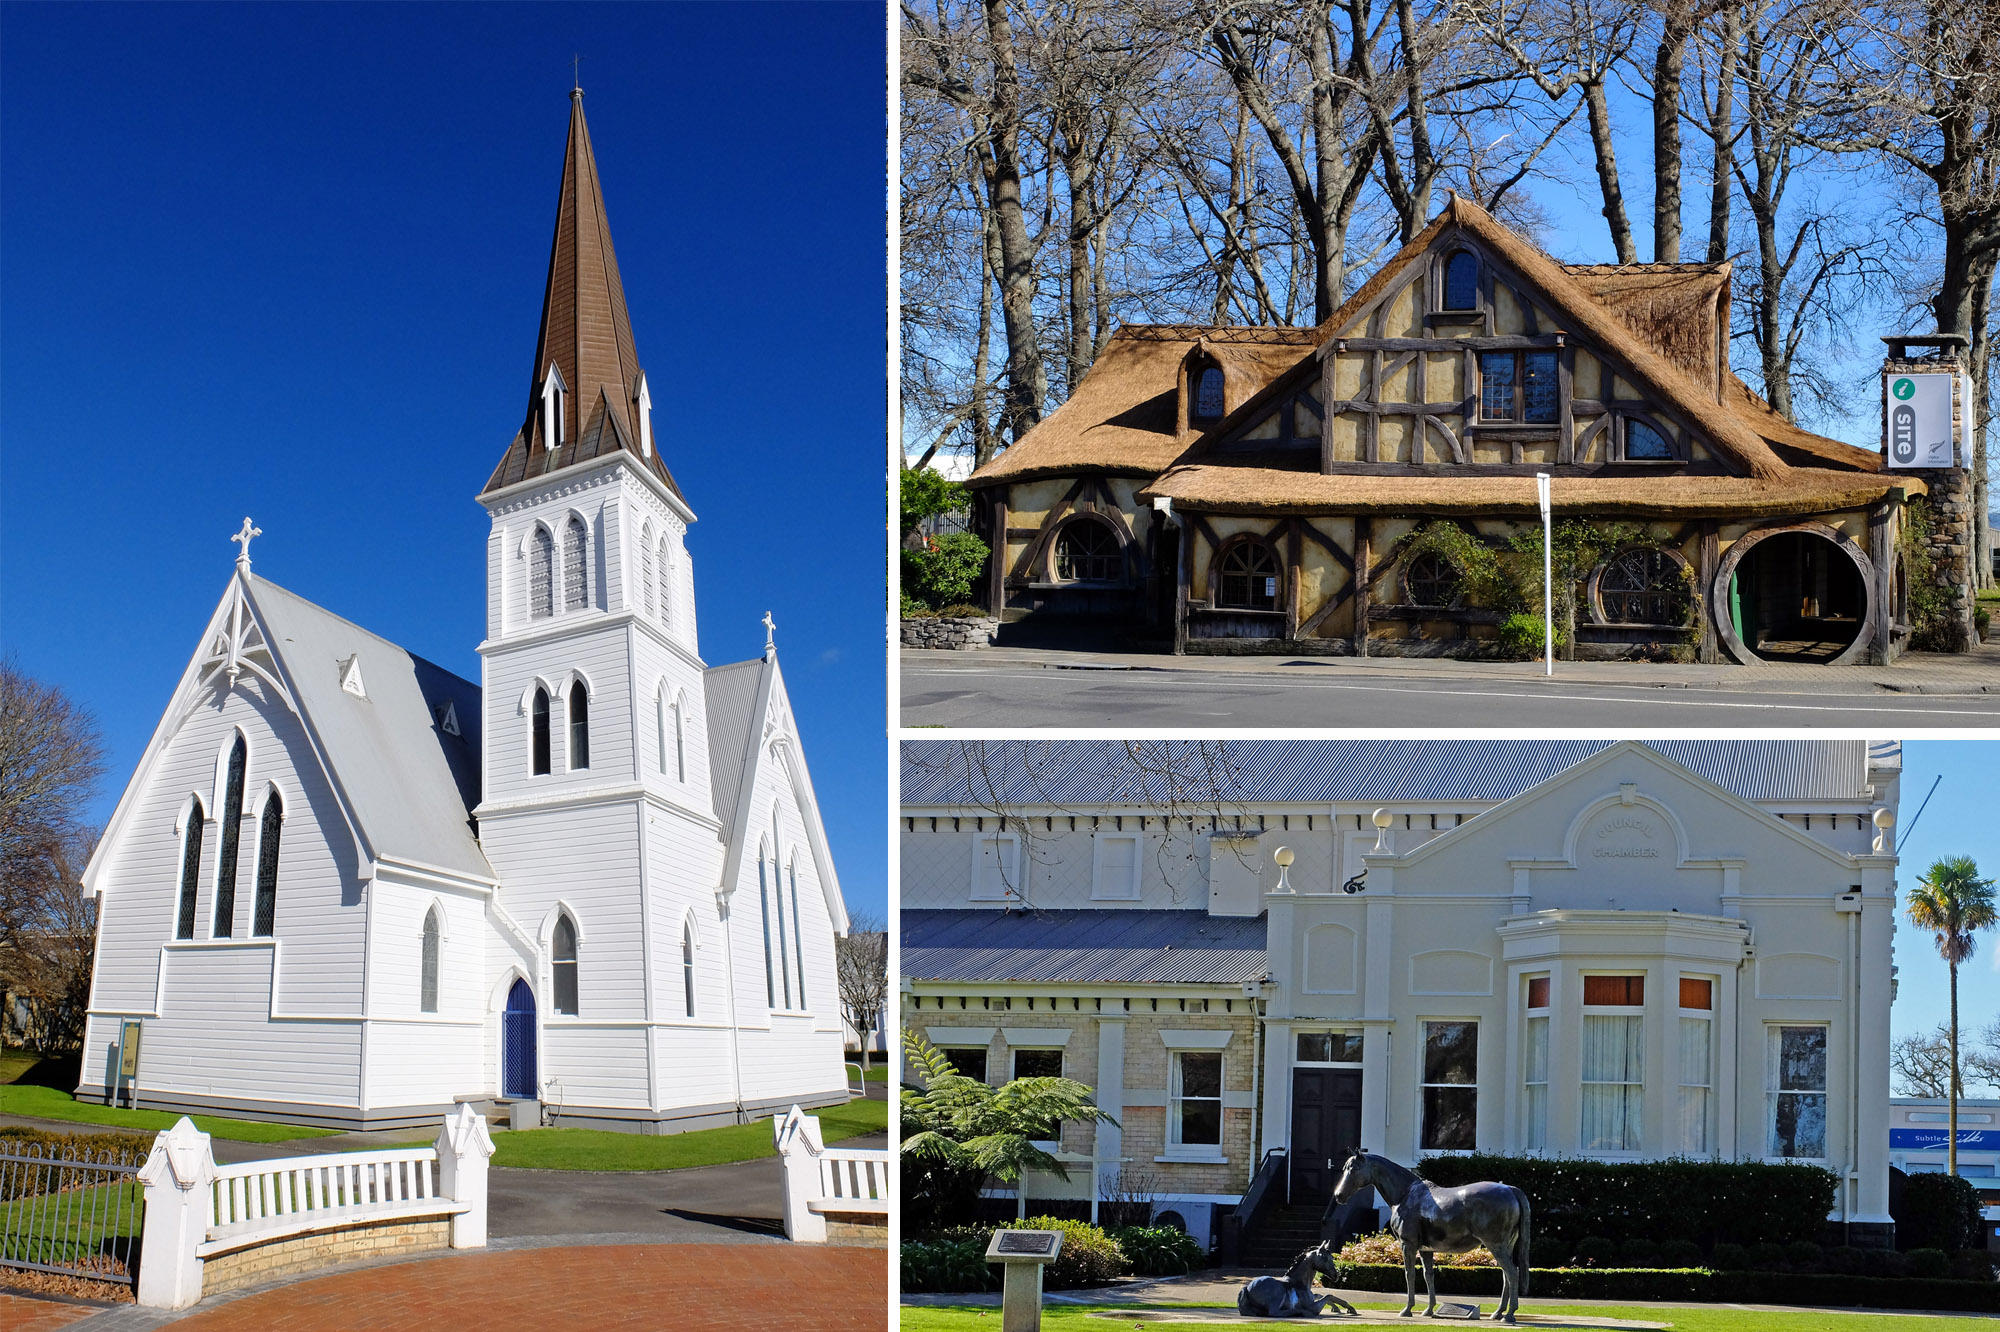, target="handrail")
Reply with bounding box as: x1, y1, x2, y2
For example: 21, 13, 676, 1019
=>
845, 1061, 867, 1097
1220, 1147, 1287, 1265
208, 1146, 441, 1234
